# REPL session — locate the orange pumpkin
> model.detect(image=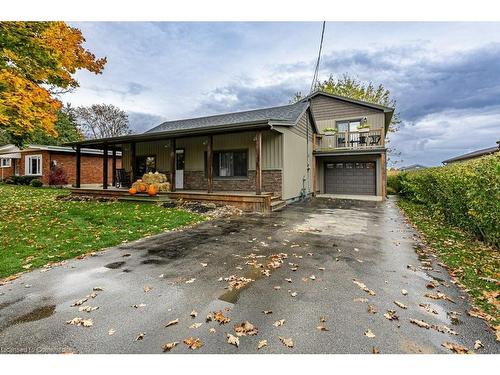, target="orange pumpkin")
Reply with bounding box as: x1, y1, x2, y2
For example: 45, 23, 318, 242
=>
137, 183, 147, 192
128, 187, 137, 195
147, 184, 158, 196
